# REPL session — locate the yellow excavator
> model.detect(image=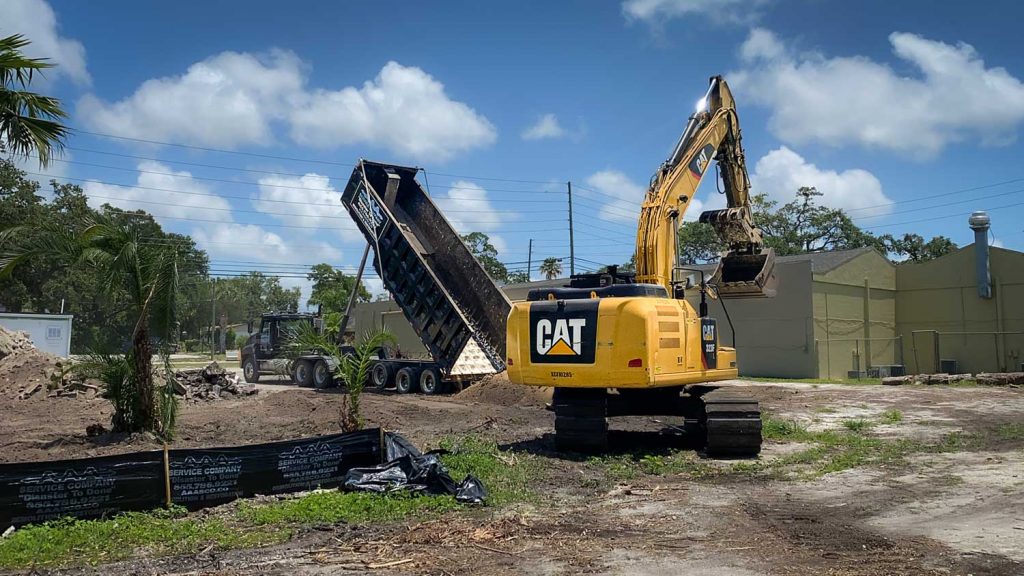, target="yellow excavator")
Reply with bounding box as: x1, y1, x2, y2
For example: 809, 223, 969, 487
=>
506, 76, 776, 455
